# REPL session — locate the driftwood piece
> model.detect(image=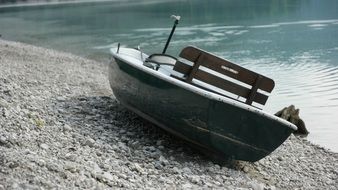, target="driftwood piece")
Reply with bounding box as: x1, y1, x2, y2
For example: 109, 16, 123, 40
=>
275, 105, 309, 135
